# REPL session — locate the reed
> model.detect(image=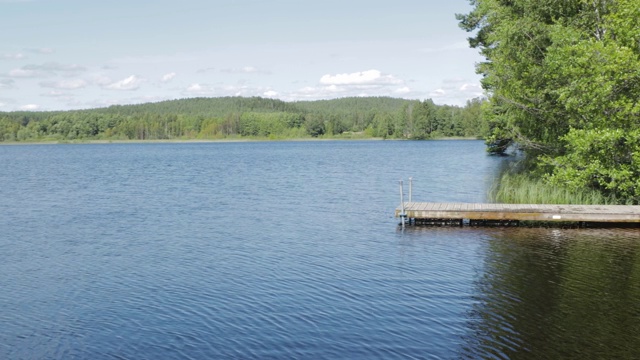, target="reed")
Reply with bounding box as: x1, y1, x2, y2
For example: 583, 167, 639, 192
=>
489, 173, 619, 205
